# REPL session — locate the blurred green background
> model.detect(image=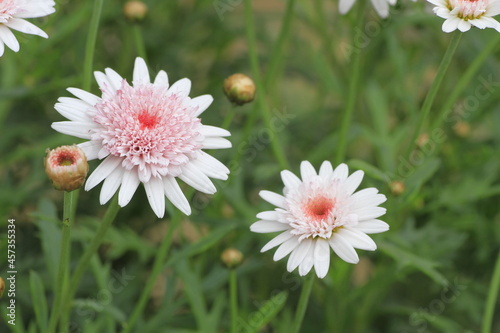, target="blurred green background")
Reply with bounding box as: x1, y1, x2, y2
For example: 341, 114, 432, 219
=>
1, 0, 499, 332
